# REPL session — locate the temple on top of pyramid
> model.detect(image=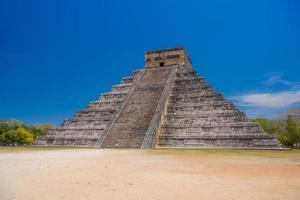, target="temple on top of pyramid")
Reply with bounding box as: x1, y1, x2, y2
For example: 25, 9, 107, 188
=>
35, 47, 282, 149
144, 47, 191, 68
